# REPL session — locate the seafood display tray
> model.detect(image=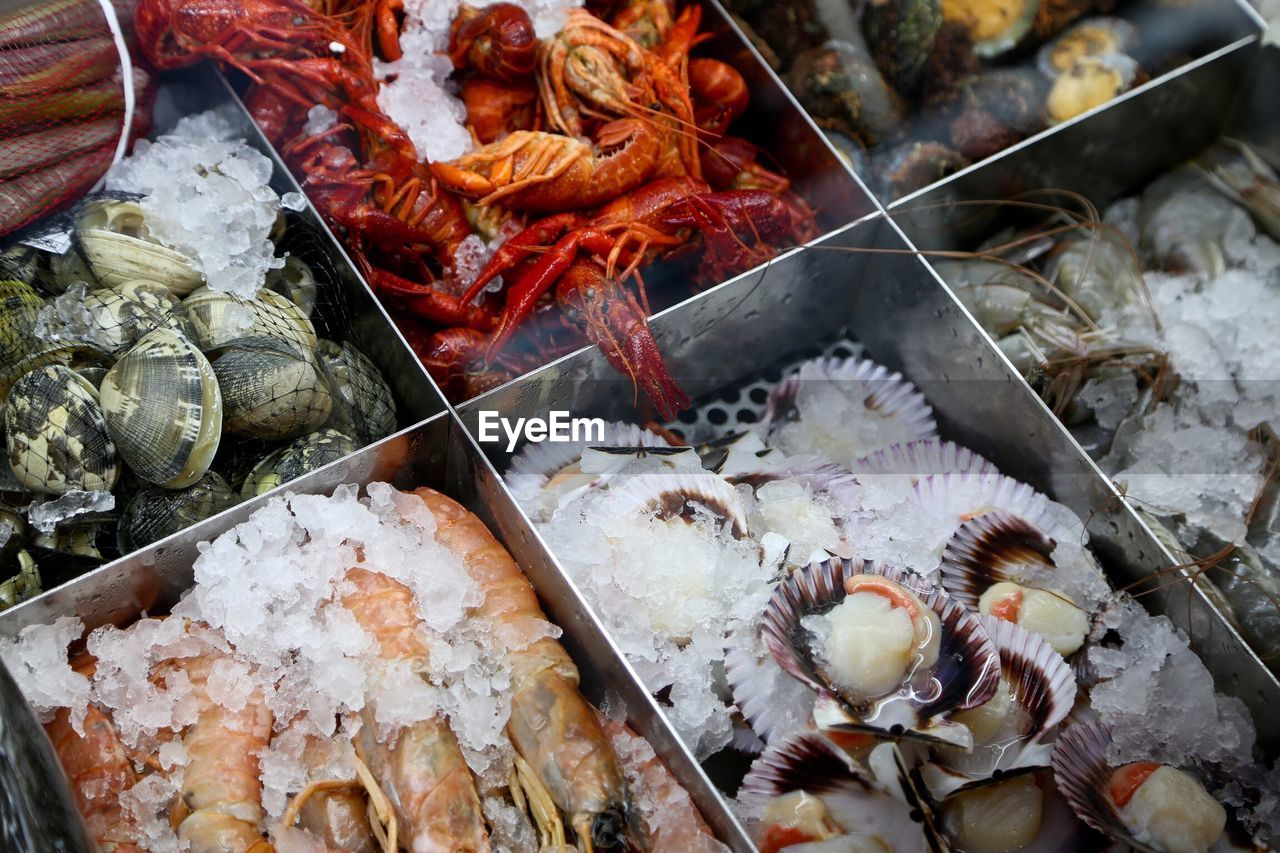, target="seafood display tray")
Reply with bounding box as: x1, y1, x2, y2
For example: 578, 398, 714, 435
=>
1, 7, 1278, 849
